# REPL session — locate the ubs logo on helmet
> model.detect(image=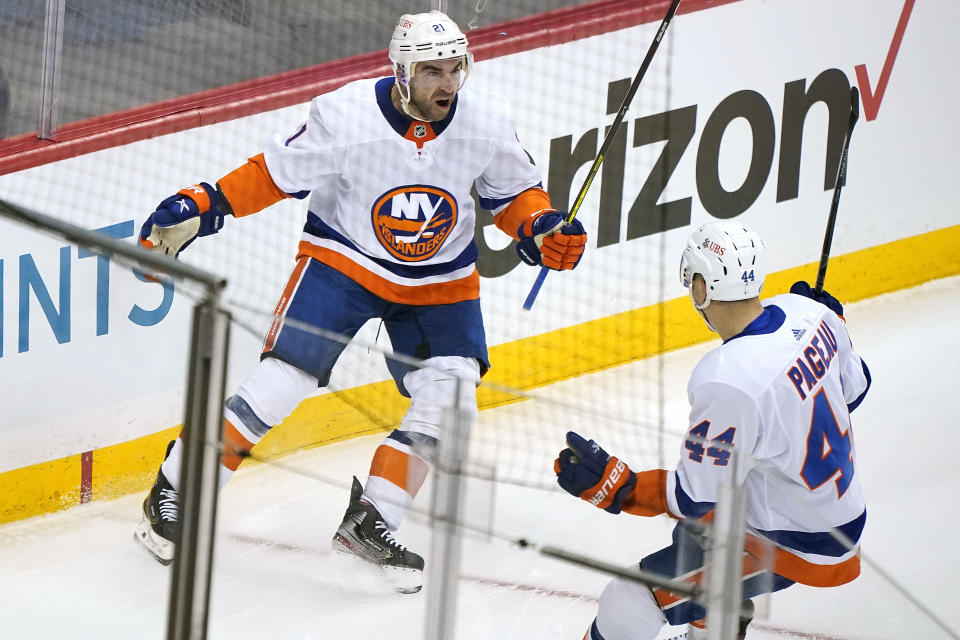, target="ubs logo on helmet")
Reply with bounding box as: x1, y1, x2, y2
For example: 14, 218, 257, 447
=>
372, 185, 458, 262
702, 238, 724, 256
